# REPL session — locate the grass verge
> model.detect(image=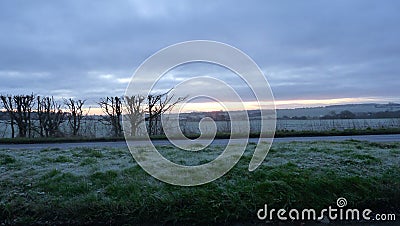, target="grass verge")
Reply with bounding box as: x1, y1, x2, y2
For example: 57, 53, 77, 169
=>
0, 141, 399, 224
